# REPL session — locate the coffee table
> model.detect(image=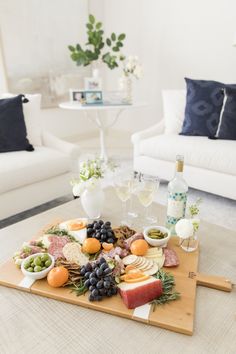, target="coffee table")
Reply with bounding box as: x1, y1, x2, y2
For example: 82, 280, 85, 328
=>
0, 188, 235, 354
